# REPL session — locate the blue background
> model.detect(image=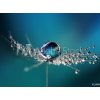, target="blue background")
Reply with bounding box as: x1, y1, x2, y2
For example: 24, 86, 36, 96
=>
0, 13, 100, 87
